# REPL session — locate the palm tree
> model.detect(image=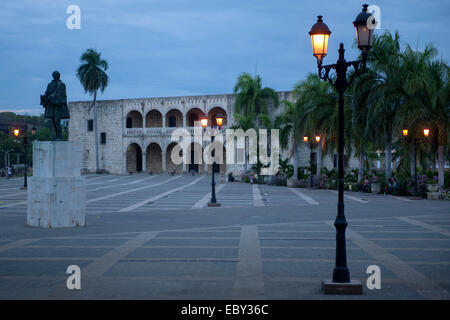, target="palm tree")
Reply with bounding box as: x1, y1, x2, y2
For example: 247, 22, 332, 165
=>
233, 73, 279, 118
295, 73, 340, 175
351, 70, 377, 182
231, 113, 257, 173
398, 43, 449, 188
426, 60, 449, 189
277, 100, 303, 180
365, 31, 404, 180
76, 49, 109, 173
